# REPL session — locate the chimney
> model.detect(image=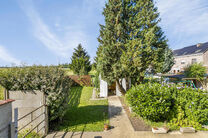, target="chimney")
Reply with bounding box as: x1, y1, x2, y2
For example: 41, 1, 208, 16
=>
197, 43, 202, 47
